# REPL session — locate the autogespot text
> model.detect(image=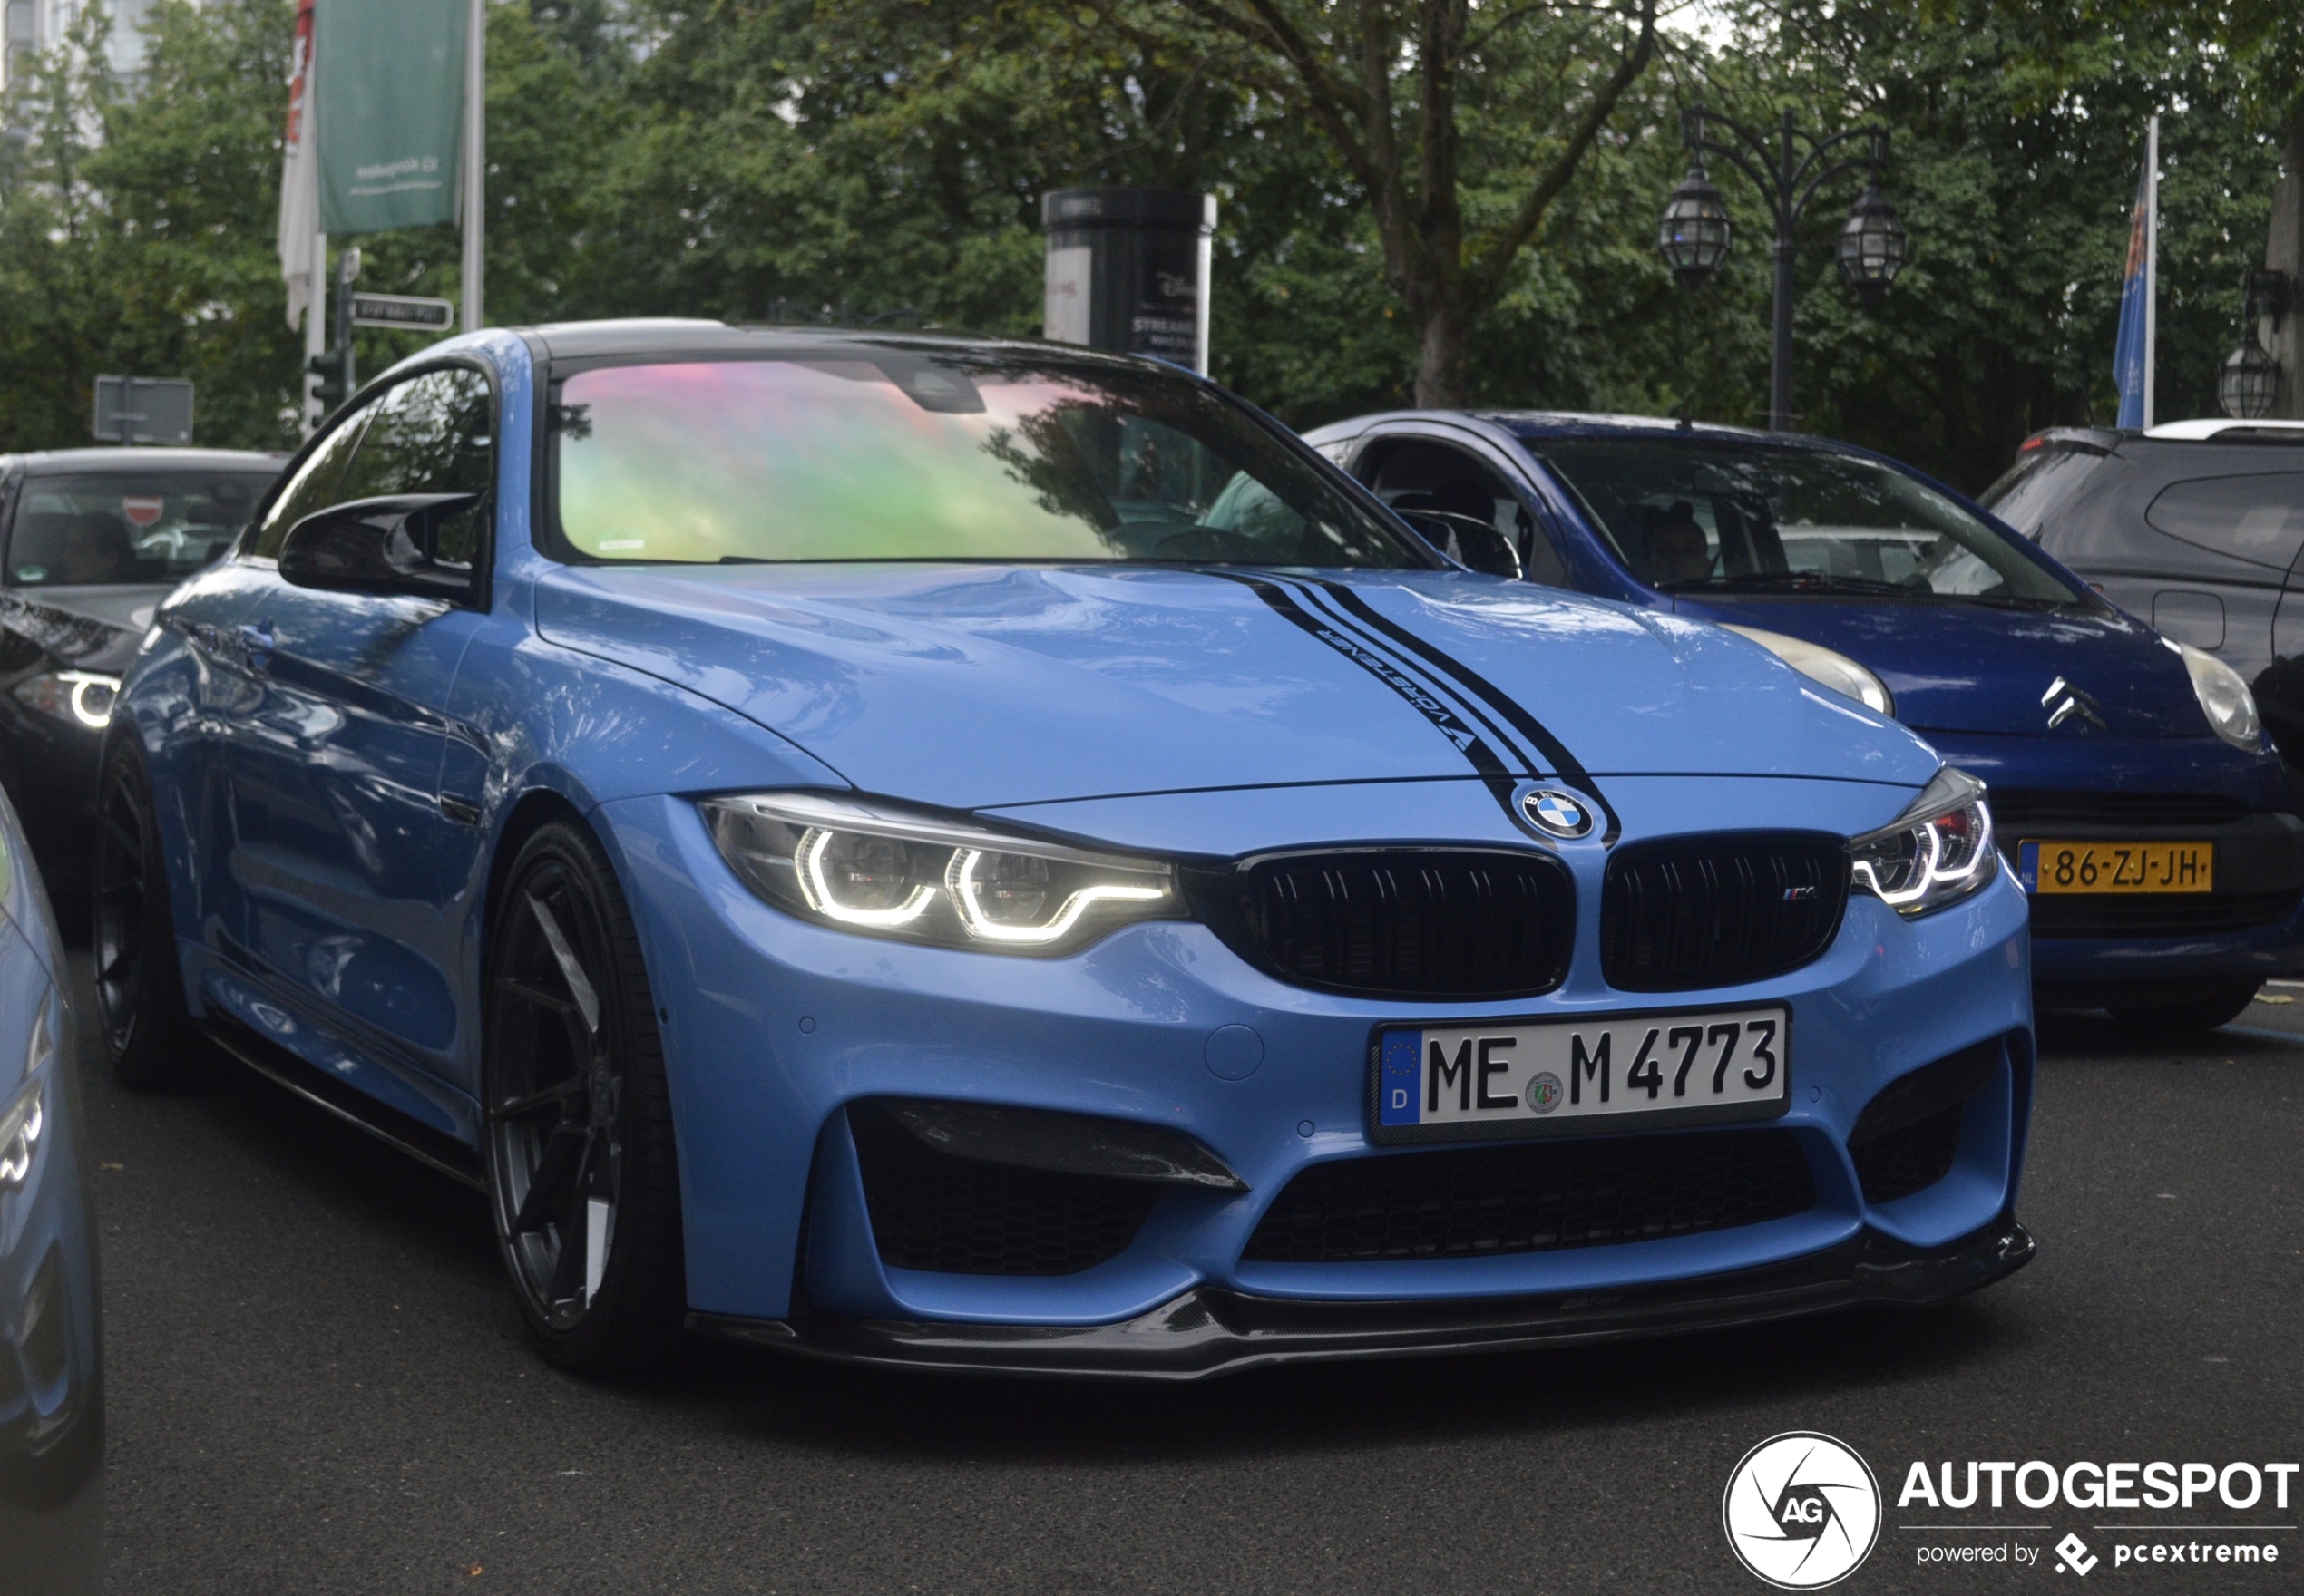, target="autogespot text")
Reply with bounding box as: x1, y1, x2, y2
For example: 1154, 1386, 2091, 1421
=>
1897, 1459, 2298, 1511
